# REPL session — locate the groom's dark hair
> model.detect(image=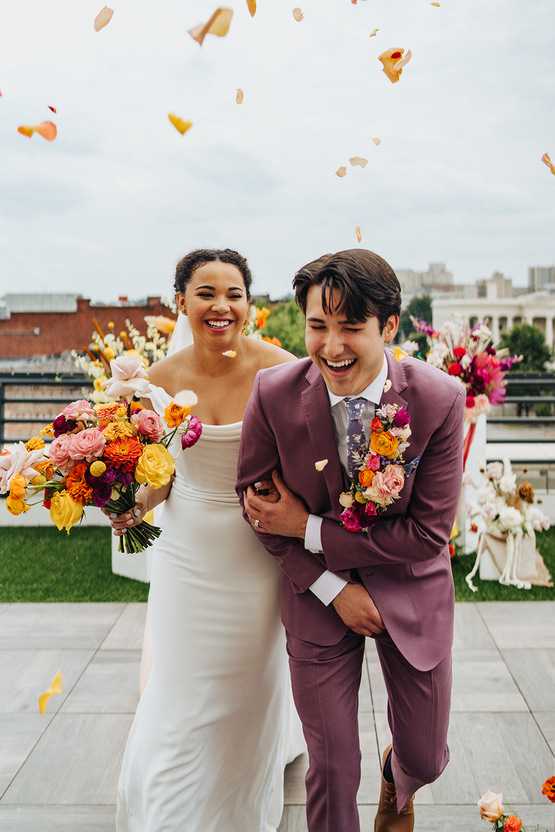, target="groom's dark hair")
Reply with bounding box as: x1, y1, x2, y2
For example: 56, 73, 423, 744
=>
293, 249, 401, 331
